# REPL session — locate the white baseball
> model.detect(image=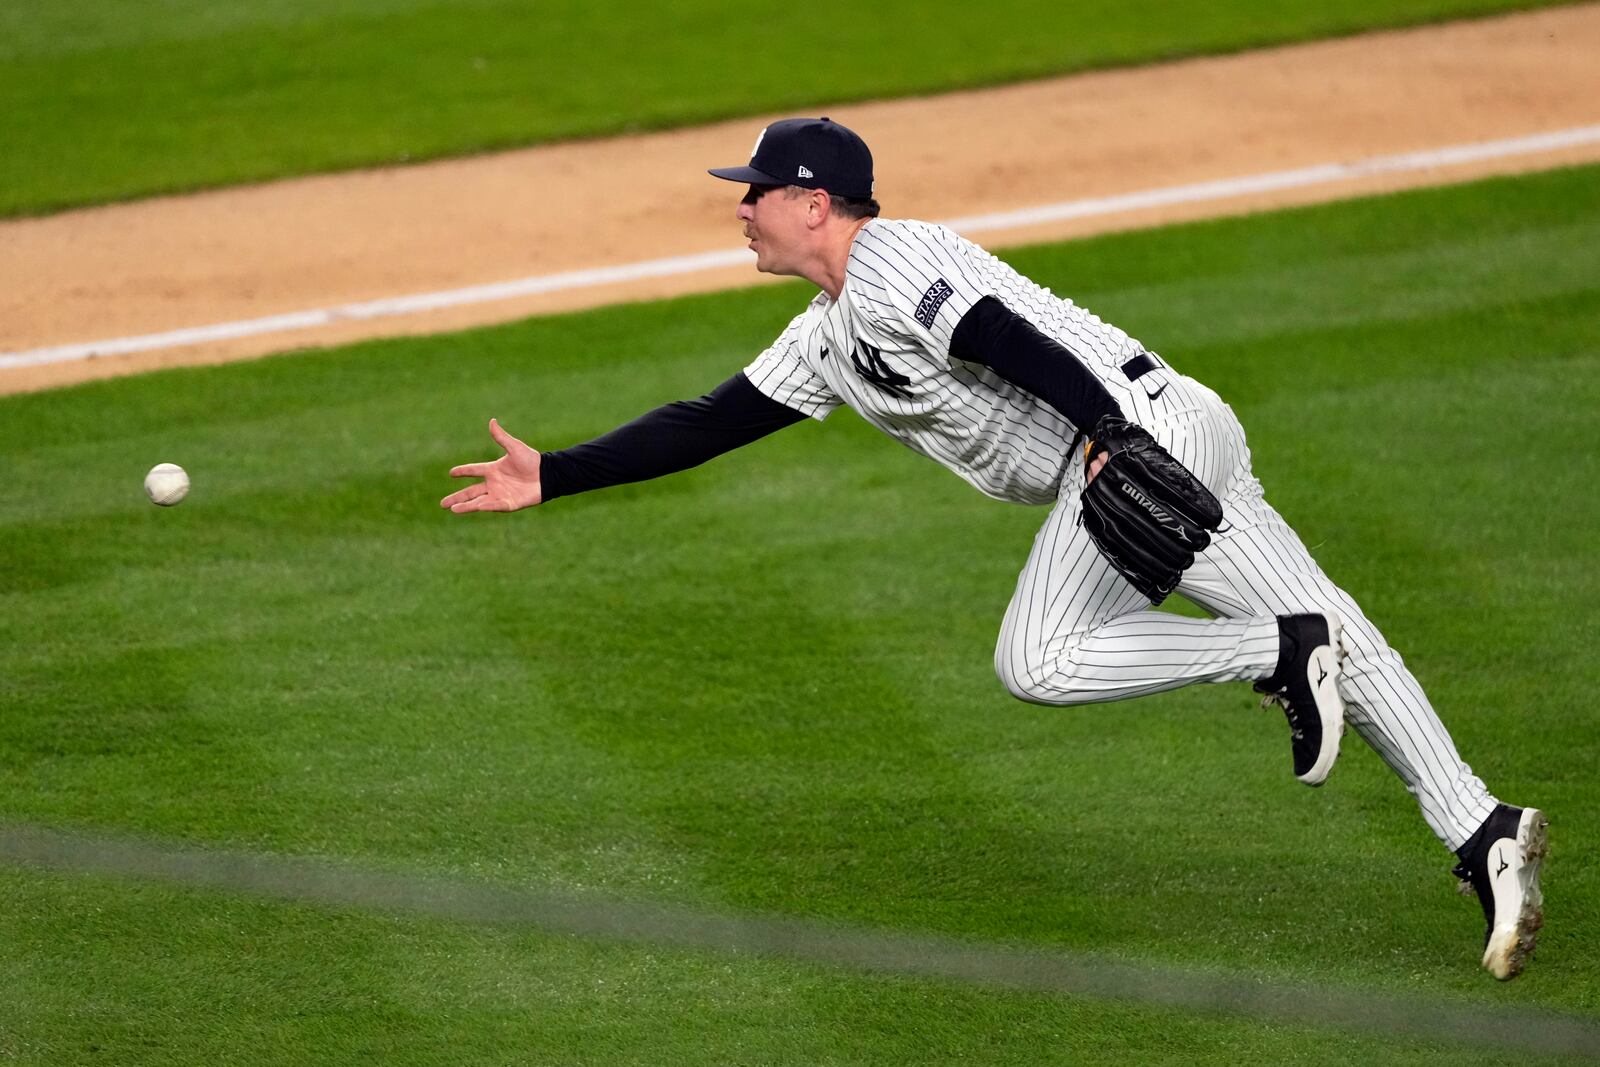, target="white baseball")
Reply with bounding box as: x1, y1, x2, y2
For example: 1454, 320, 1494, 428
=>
144, 462, 190, 506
